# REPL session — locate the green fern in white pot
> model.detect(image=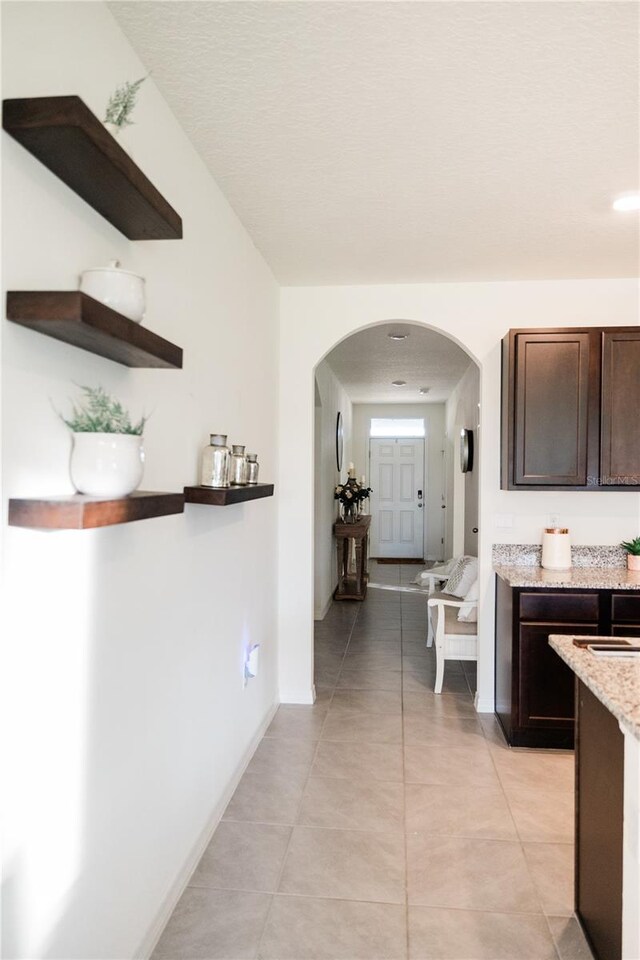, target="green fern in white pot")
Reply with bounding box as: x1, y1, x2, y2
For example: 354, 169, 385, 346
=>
61, 386, 147, 498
